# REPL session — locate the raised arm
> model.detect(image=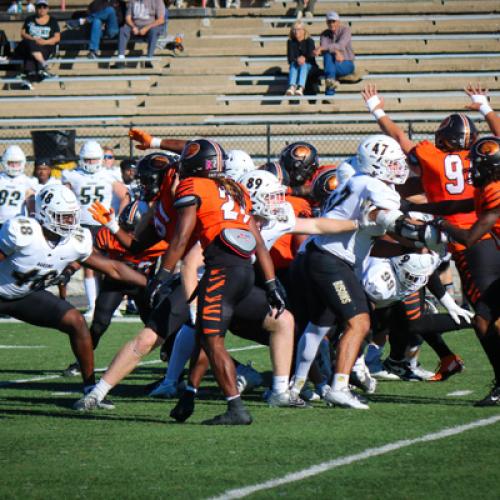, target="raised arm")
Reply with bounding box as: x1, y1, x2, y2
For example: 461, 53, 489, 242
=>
129, 128, 187, 153
464, 82, 500, 137
361, 84, 416, 155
